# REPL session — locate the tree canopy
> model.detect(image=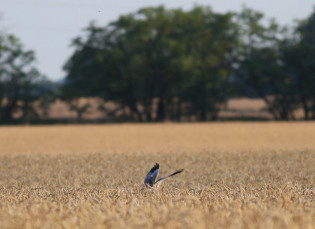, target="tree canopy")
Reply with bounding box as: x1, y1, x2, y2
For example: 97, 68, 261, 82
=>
63, 6, 239, 121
